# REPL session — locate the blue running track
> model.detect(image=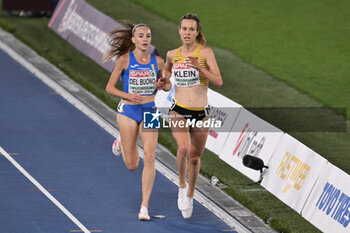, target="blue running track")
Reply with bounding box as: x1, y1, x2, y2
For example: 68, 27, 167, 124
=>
0, 48, 238, 233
